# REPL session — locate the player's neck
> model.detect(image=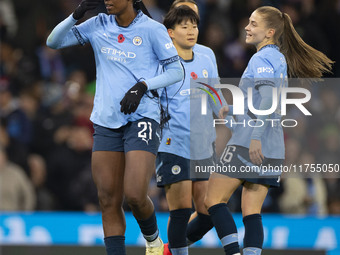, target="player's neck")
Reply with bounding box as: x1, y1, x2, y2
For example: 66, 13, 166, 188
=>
115, 9, 137, 27
256, 39, 275, 52
177, 48, 194, 61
